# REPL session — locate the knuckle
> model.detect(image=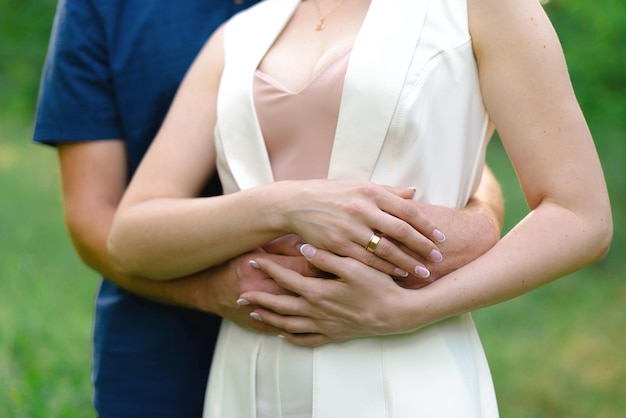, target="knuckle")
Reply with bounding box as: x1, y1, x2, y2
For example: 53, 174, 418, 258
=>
283, 322, 301, 334
306, 289, 325, 306
345, 200, 367, 218
373, 239, 392, 257
360, 250, 379, 265
325, 233, 344, 252
357, 181, 375, 195
403, 201, 420, 220
388, 220, 411, 240
267, 300, 287, 315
